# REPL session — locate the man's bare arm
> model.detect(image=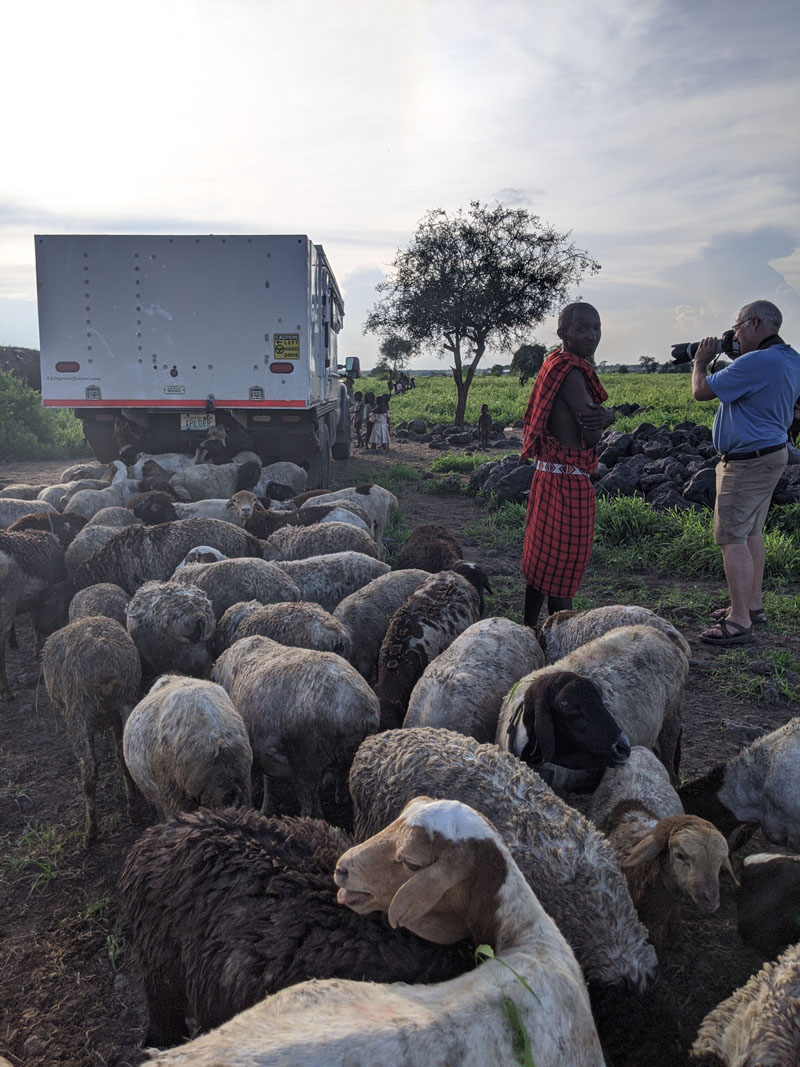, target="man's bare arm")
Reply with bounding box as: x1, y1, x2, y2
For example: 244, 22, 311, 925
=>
692, 338, 719, 401
552, 369, 615, 447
